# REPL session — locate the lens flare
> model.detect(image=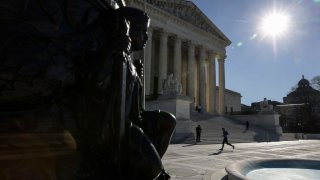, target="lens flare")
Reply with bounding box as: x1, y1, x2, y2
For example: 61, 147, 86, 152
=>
250, 34, 257, 40
237, 42, 243, 47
